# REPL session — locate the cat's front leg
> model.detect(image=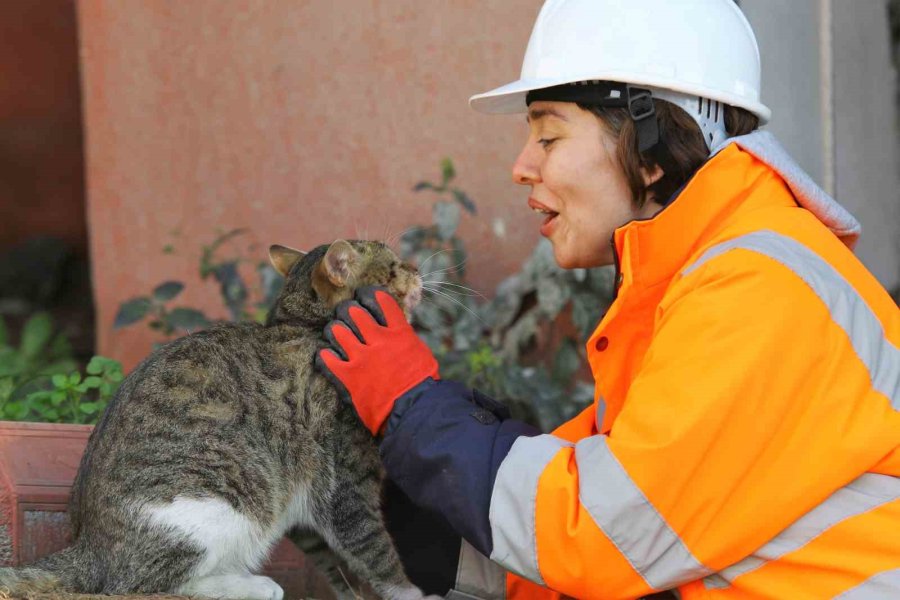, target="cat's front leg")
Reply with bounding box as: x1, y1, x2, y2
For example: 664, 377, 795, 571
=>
316, 476, 433, 600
